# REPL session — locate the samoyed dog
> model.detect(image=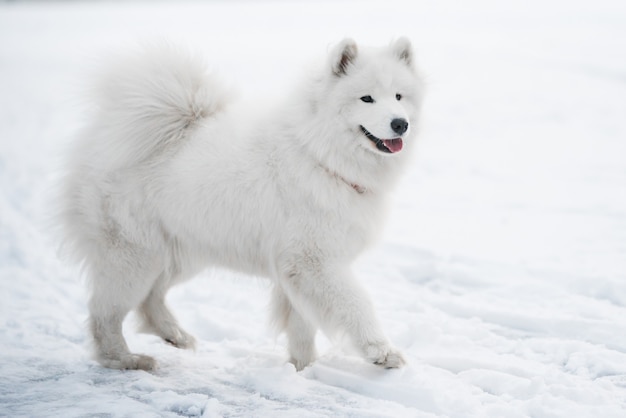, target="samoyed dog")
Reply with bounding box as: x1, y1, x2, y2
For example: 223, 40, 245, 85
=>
60, 38, 424, 371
